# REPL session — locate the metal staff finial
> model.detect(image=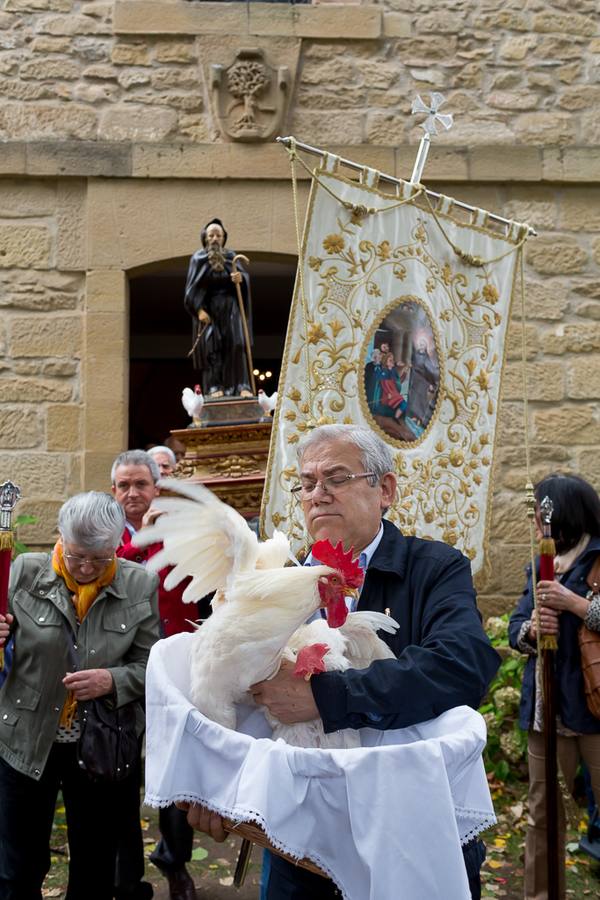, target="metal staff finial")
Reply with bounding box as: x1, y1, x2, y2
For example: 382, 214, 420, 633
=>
410, 92, 454, 185
0, 481, 21, 532
540, 495, 553, 529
